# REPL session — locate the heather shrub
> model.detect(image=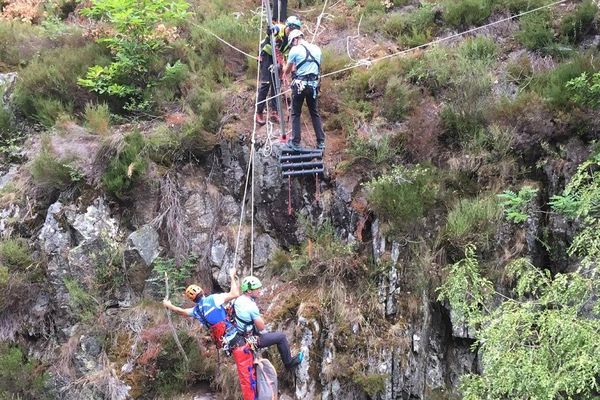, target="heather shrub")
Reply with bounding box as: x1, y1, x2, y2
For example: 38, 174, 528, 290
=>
83, 102, 111, 135
559, 0, 597, 44
516, 9, 554, 51
12, 43, 108, 123
102, 131, 147, 199
443, 0, 492, 29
